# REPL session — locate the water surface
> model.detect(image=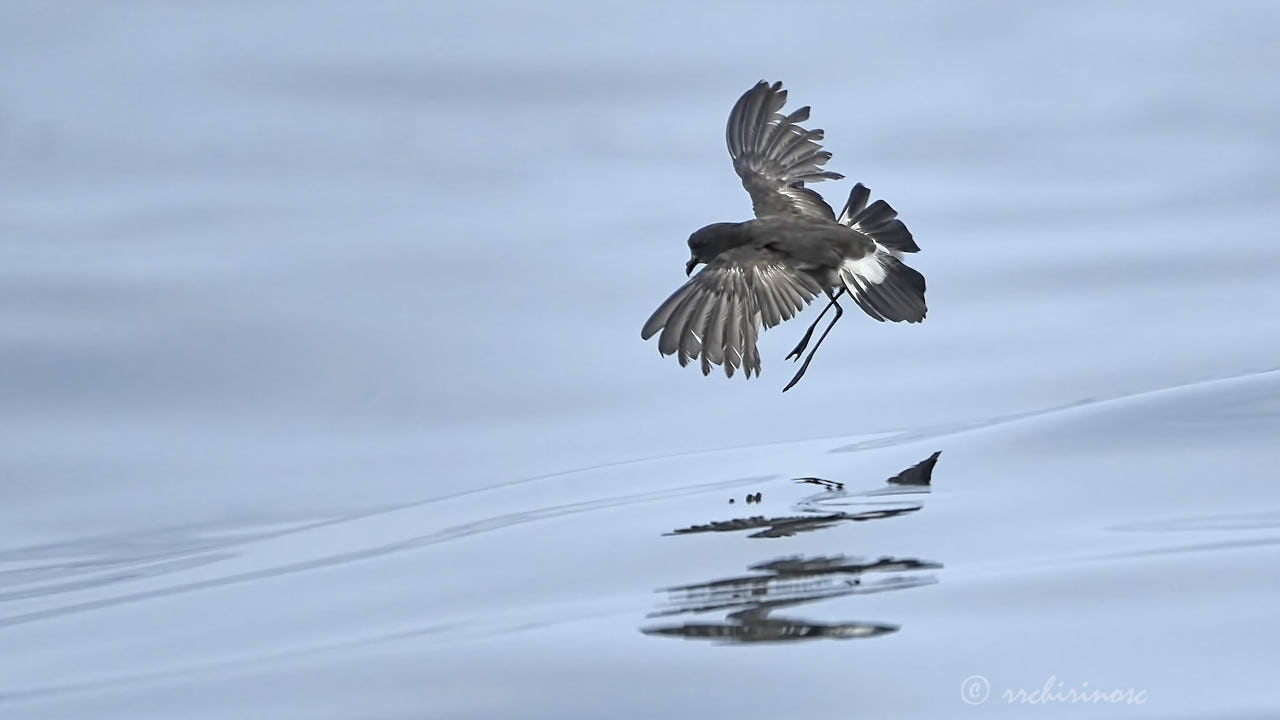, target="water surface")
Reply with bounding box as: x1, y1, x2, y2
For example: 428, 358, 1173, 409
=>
2, 2, 1279, 718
